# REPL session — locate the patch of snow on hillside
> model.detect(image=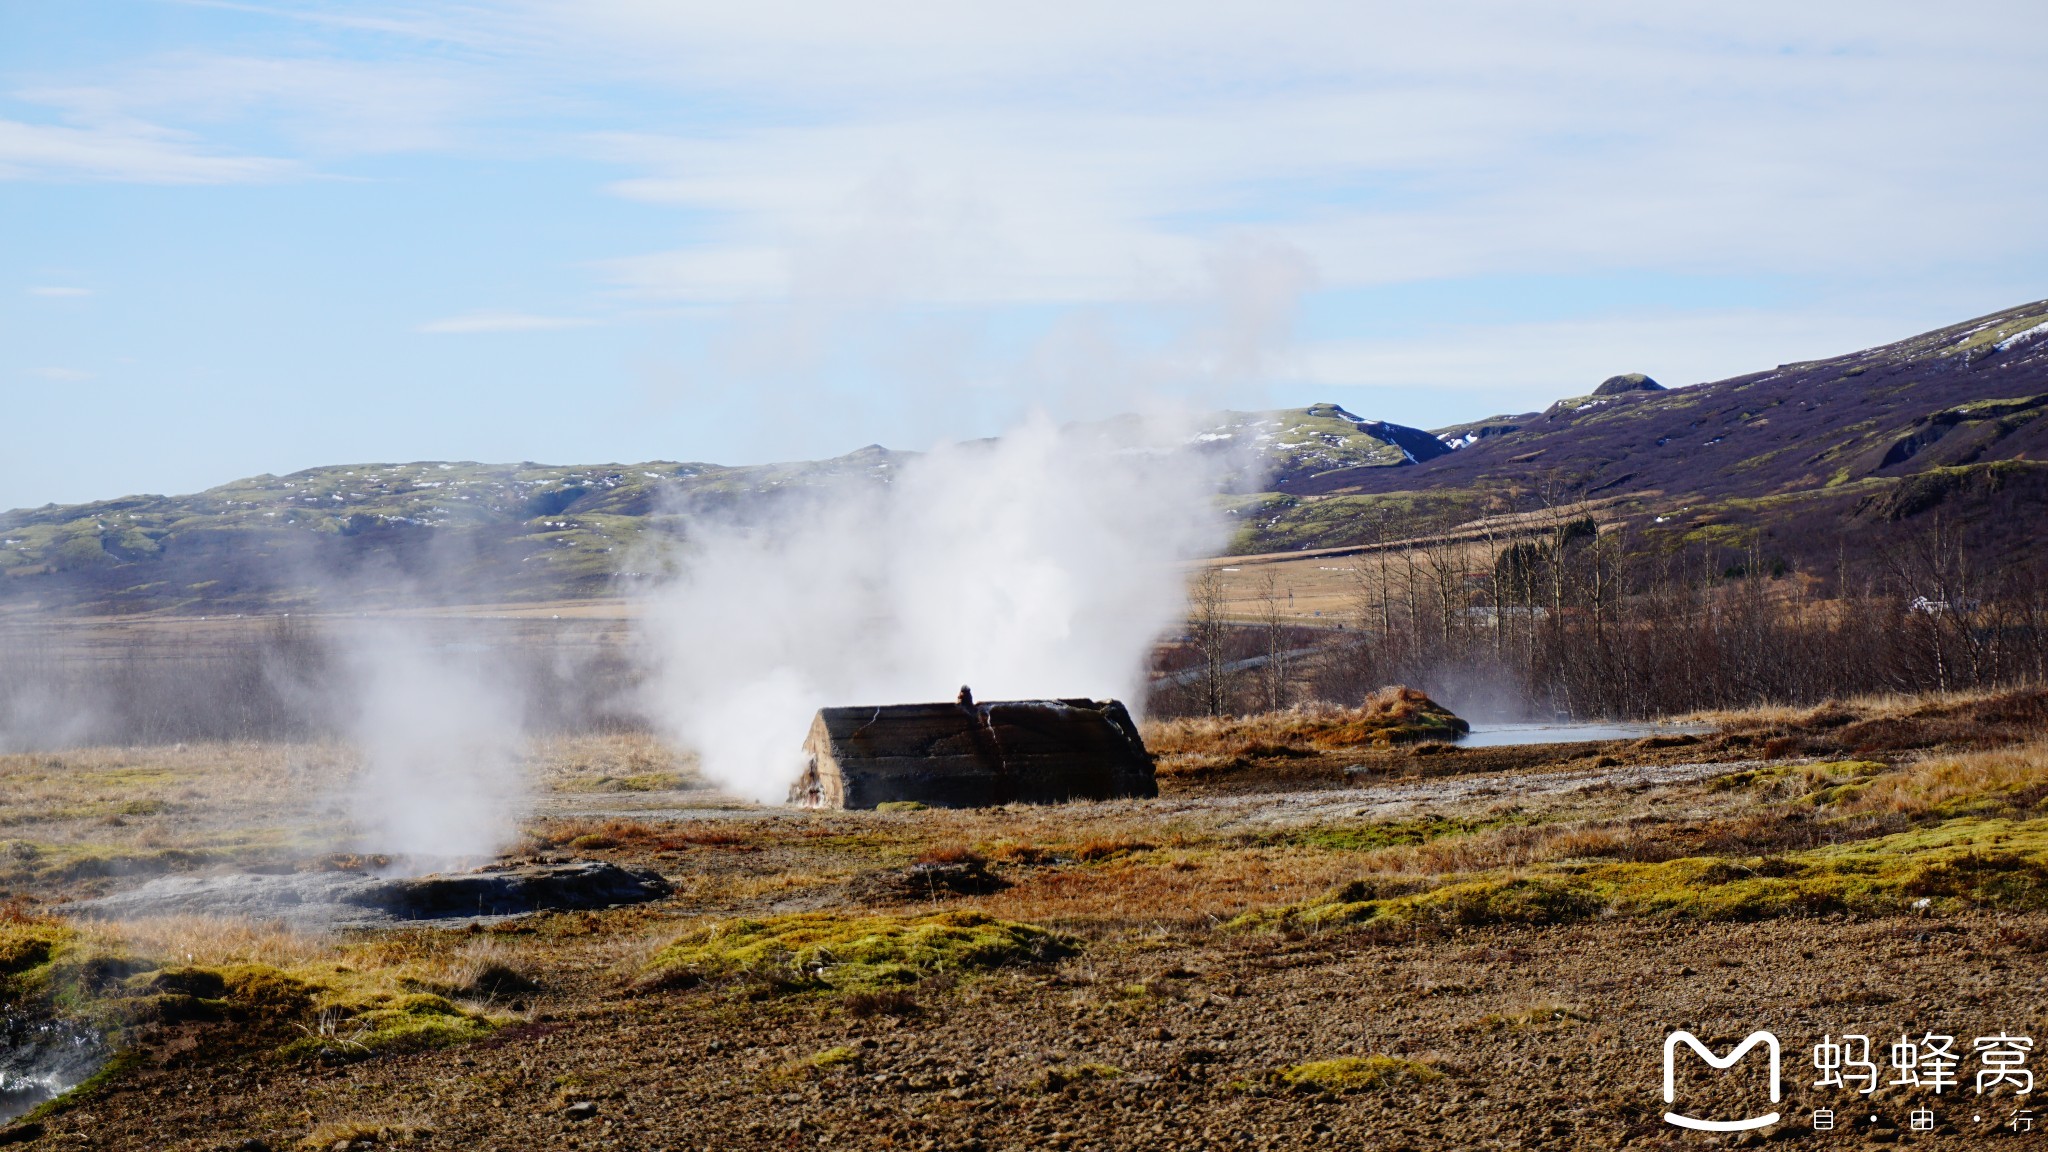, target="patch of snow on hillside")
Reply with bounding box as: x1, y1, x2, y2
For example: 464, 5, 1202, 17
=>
1996, 320, 2048, 352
